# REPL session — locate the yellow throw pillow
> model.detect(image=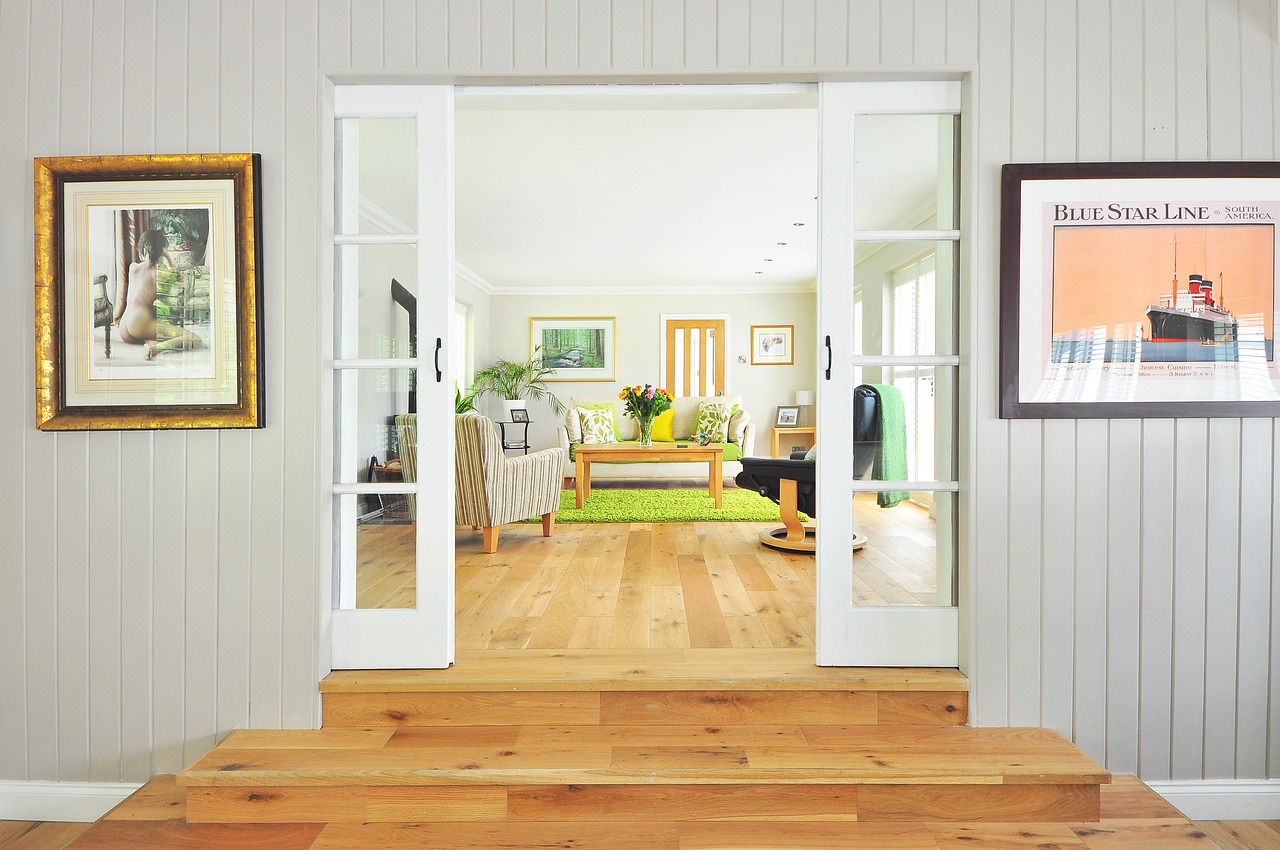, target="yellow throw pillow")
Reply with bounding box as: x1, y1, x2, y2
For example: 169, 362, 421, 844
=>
651, 408, 676, 442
